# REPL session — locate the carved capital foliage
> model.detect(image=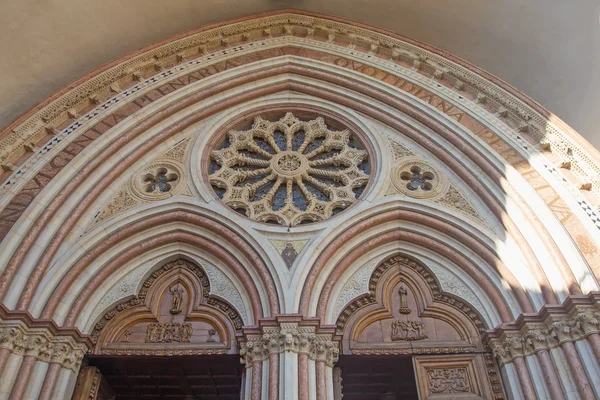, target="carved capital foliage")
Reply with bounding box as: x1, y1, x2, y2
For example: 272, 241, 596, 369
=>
0, 323, 87, 371
485, 296, 600, 365
240, 318, 340, 367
